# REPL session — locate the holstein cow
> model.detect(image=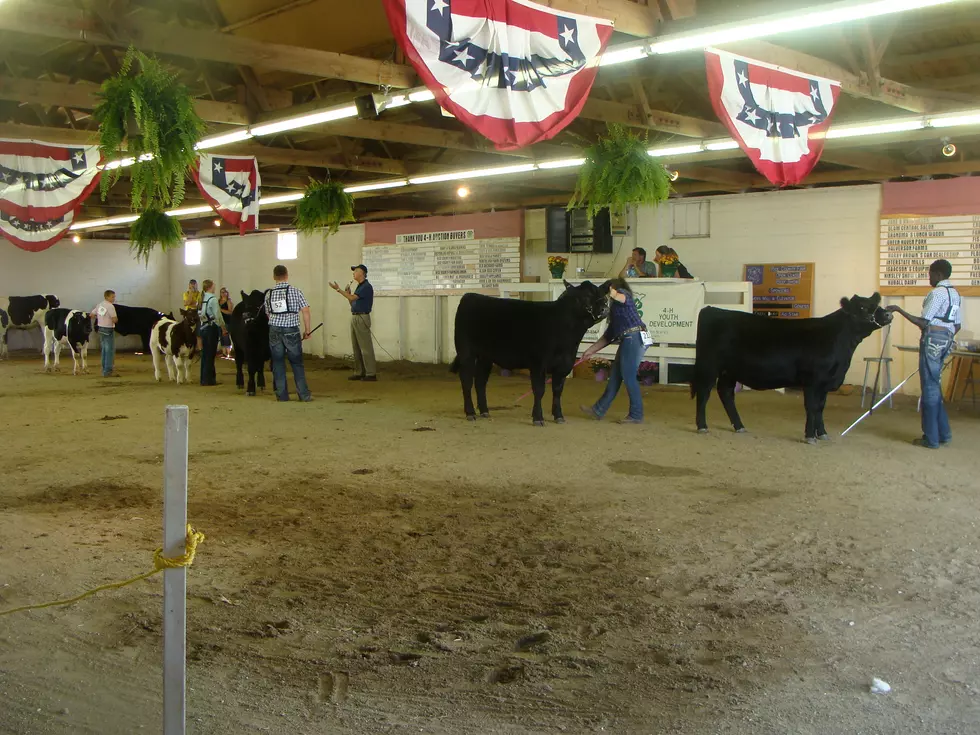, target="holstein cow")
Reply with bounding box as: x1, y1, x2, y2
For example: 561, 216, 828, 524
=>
5, 295, 60, 352
43, 308, 94, 375
451, 280, 610, 426
150, 309, 200, 384
692, 293, 892, 443
114, 304, 174, 352
228, 289, 271, 396
0, 307, 8, 359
